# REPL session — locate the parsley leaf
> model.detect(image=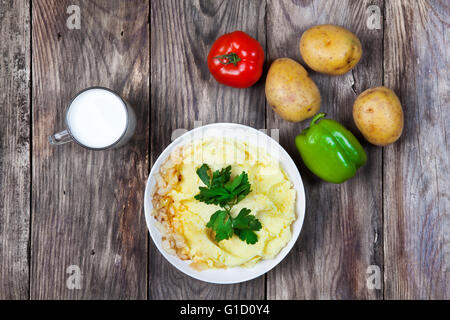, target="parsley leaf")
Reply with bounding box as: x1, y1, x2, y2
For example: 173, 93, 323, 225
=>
195, 186, 232, 207
211, 166, 232, 189
195, 164, 261, 245
234, 229, 258, 245
196, 164, 211, 187
206, 210, 234, 242
233, 172, 251, 203
233, 208, 262, 231
224, 171, 243, 192
194, 167, 251, 208
232, 208, 262, 245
